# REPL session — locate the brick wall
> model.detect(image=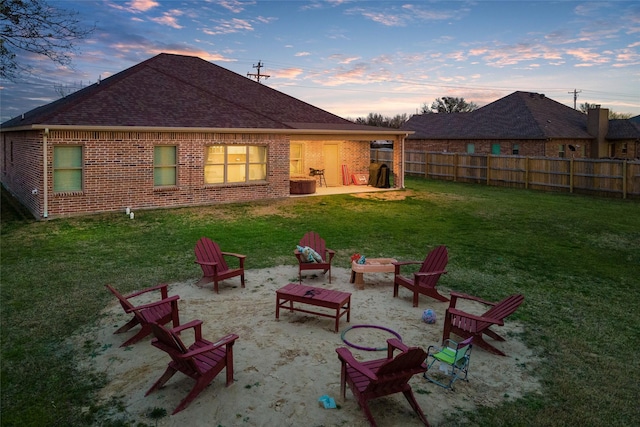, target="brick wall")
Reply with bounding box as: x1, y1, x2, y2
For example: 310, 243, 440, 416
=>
2, 129, 406, 219
1, 130, 44, 218
3, 130, 293, 219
